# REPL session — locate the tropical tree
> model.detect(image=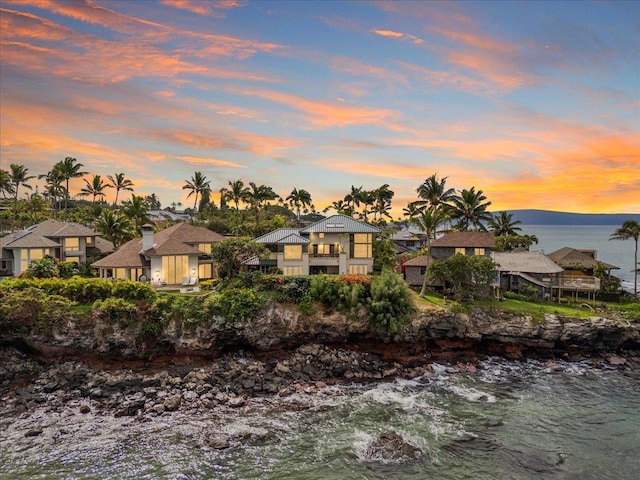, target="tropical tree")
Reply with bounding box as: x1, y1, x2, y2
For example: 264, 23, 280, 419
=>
39, 165, 66, 210
56, 157, 87, 220
9, 164, 35, 217
107, 172, 134, 206
325, 199, 354, 217
610, 219, 640, 295
344, 185, 364, 217
79, 174, 110, 204
182, 171, 211, 211
416, 174, 455, 209
489, 211, 522, 237
246, 182, 278, 224
286, 187, 313, 223
221, 179, 249, 212
449, 187, 492, 231
371, 184, 394, 223
121, 194, 150, 232
210, 237, 270, 280
95, 209, 134, 249
0, 168, 14, 199
494, 234, 539, 252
